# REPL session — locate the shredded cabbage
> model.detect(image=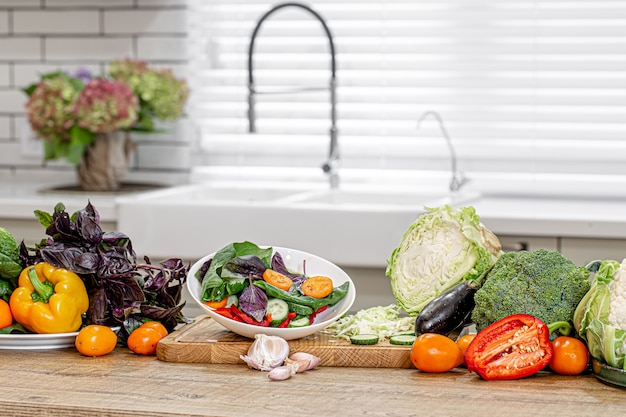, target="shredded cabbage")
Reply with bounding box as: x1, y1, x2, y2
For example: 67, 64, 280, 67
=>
322, 304, 414, 340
